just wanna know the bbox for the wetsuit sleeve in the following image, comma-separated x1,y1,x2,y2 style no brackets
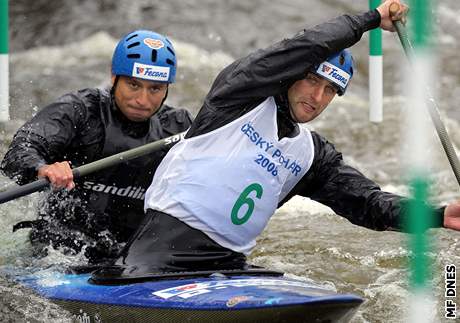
157,105,194,136
206,10,381,108
1,93,86,184
282,132,445,231
186,10,380,138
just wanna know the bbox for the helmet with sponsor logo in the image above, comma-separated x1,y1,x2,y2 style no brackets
112,30,177,83
314,49,353,96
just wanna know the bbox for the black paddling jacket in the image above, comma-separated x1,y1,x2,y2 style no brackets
1,88,193,243
185,10,445,230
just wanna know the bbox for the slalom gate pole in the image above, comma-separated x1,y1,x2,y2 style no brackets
392,1,436,322
369,0,383,123
0,0,9,122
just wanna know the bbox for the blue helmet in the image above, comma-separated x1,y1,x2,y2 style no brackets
314,49,354,96
112,30,177,83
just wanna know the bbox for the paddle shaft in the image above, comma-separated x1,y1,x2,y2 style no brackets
390,3,460,187
0,132,186,204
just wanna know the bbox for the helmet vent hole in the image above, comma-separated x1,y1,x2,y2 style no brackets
126,34,138,41
127,41,140,49
350,66,353,75
167,46,175,57
339,54,345,65
166,59,175,66
151,49,158,62
127,54,141,59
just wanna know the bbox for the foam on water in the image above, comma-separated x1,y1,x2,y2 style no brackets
10,31,233,120
0,275,71,323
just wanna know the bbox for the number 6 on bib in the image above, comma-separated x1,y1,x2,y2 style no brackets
231,183,264,225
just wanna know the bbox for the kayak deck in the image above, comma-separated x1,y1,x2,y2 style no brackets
19,272,363,323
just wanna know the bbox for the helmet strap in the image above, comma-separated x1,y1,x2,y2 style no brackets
158,86,169,110
110,75,120,95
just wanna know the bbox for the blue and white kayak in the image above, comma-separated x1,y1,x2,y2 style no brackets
18,269,363,322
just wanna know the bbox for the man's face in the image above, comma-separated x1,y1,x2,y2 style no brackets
112,75,168,122
287,73,338,123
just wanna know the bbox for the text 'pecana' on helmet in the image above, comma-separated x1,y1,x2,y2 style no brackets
112,30,177,83
314,49,354,96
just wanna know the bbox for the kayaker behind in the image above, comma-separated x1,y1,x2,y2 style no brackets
1,30,193,264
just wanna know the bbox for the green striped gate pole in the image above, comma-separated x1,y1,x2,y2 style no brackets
405,0,435,322
369,0,383,123
0,0,8,122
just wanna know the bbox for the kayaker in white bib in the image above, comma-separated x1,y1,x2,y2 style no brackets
91,0,460,283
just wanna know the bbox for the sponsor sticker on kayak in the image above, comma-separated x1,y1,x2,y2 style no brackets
226,295,251,307
152,278,319,299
